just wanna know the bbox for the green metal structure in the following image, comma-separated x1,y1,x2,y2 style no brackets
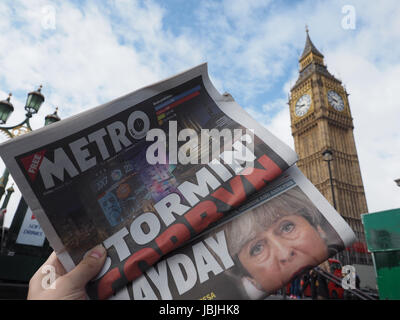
362,208,400,300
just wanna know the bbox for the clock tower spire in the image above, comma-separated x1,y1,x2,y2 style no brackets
289,29,370,265
300,25,324,70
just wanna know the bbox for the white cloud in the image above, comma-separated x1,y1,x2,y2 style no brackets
327,51,400,211
245,97,294,150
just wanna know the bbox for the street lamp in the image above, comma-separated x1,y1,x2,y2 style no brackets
0,86,61,204
0,94,14,125
322,149,337,210
0,87,60,257
25,85,45,115
44,107,60,126
0,85,45,138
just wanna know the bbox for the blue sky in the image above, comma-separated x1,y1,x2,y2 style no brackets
1,0,400,227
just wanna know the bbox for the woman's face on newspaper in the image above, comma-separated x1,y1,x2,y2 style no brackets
238,215,328,293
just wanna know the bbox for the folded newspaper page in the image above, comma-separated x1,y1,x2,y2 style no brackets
0,63,354,300
102,166,355,300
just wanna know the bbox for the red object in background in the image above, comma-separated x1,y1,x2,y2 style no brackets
0,208,6,218
326,259,344,299
287,259,344,299
345,241,368,253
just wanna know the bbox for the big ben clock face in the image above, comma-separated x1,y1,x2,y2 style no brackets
327,90,345,112
295,94,311,117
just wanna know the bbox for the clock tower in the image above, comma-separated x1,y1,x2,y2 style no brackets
289,28,370,265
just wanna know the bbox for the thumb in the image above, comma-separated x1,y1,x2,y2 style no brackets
66,245,107,289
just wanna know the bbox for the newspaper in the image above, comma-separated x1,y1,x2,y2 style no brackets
0,63,355,300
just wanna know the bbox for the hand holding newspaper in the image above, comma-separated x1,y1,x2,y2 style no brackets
0,64,355,300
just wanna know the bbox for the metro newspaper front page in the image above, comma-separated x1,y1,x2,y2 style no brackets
0,63,355,300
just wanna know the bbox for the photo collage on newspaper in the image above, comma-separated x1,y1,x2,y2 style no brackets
104,165,352,300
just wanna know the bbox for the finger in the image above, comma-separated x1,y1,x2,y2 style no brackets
64,245,106,289
46,251,68,277
30,251,66,285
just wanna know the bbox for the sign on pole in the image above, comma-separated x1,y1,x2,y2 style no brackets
15,207,46,247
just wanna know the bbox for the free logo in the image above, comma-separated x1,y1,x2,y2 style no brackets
20,150,47,182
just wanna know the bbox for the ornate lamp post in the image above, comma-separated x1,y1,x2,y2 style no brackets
322,149,349,263
0,85,45,139
322,149,337,210
0,86,60,204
